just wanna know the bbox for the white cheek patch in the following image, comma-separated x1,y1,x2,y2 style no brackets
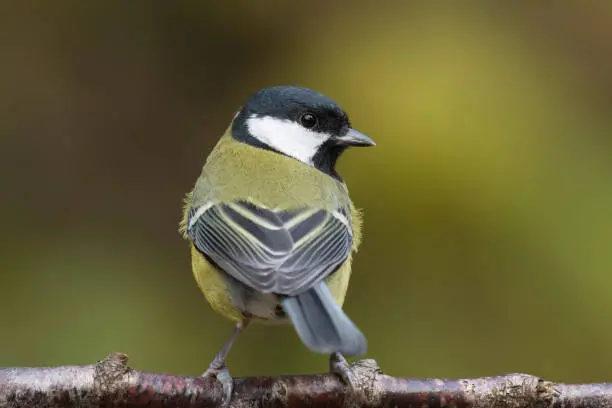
246,115,330,166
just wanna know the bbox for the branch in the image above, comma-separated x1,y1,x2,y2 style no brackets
0,353,610,408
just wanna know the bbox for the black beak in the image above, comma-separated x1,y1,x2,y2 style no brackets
335,128,376,147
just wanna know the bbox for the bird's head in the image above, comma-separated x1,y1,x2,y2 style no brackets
231,86,375,179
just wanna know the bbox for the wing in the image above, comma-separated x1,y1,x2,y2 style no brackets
186,201,353,295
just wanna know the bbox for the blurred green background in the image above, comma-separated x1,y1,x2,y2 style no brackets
1,1,612,384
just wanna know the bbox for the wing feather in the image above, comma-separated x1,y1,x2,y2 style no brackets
187,200,352,295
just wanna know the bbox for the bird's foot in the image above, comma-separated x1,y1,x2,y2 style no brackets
329,353,383,405
202,357,233,404
329,352,359,389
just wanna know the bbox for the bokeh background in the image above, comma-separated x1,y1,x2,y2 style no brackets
1,1,612,383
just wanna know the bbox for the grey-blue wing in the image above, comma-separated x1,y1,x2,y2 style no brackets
186,201,353,295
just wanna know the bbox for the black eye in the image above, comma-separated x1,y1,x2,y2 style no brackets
299,112,318,129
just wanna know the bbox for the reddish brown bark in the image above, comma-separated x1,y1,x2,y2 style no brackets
0,353,610,408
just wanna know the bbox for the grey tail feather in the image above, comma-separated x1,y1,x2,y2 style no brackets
281,281,367,356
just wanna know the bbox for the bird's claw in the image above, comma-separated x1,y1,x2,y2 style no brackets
203,359,234,404
329,352,359,389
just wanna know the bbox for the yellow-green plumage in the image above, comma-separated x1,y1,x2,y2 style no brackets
179,127,363,324
179,86,374,403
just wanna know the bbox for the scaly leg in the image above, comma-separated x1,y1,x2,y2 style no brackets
203,319,249,404
329,352,359,389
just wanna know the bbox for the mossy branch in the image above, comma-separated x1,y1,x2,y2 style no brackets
0,352,609,408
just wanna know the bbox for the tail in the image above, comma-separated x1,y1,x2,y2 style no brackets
281,281,367,356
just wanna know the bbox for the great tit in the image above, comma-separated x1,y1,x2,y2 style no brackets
179,86,375,401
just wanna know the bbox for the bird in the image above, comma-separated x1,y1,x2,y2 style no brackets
179,86,375,402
